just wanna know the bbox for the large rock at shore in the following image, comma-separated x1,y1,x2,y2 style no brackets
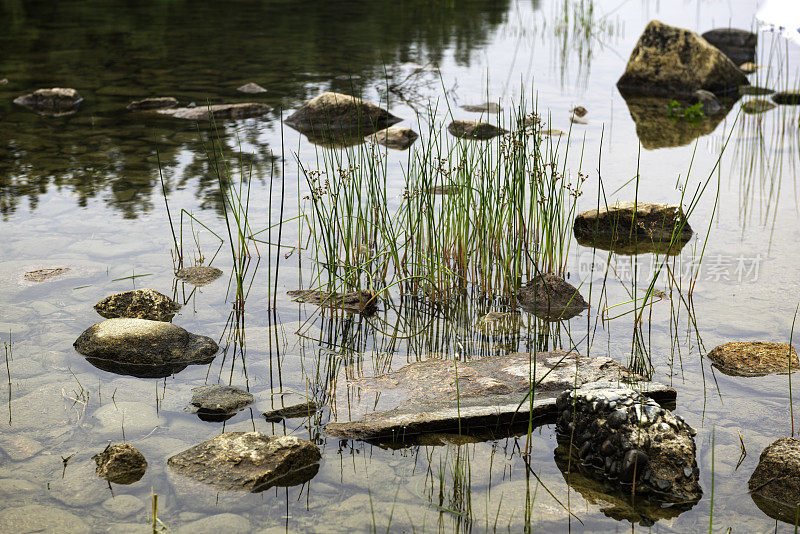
516,273,588,321
13,87,84,116
447,120,507,140
701,28,757,66
617,21,749,96
325,350,675,442
555,384,701,507
707,341,798,376
167,432,321,491
94,289,180,322
749,437,800,523
573,201,693,254
158,103,270,120
285,92,401,135
93,443,147,484
73,318,218,378
188,385,253,422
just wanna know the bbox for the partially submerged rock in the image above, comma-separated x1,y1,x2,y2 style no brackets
707,341,798,377
127,97,179,111
285,91,401,136
189,385,253,422
474,311,524,337
617,21,749,96
158,103,270,120
701,28,757,66
447,120,507,140
742,99,776,114
460,102,501,113
263,399,318,422
365,126,419,150
573,202,693,254
571,105,588,117
23,267,70,282
94,289,180,322
749,437,800,524
74,318,218,378
325,350,675,441
175,265,223,286
772,91,800,105
167,432,321,492
555,384,701,507
13,87,84,116
93,443,147,484
288,289,377,315
516,273,588,321
237,82,267,94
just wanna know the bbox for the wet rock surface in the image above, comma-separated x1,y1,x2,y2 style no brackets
365,126,419,150
516,273,588,321
749,437,800,524
158,102,270,120
263,399,318,422
167,432,321,492
74,318,218,378
460,102,501,113
94,289,180,322
189,385,253,422
127,96,178,111
285,91,401,135
707,341,798,376
742,99,776,114
288,289,377,315
237,82,267,94
23,267,70,282
617,21,748,96
447,120,507,140
325,350,675,441
175,265,223,286
93,443,147,484
13,87,84,115
555,384,701,507
701,28,757,66
772,91,800,105
573,201,693,254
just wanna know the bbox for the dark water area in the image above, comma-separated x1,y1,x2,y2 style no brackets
2,0,800,532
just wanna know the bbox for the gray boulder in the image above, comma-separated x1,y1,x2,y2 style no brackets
285,91,401,135
365,126,419,150
158,103,270,120
617,21,749,96
189,385,253,422
175,265,223,286
167,432,321,491
127,97,179,111
94,289,180,322
93,443,147,484
447,120,507,140
516,273,588,321
707,341,798,377
555,384,701,506
701,28,757,66
74,318,218,378
749,437,800,523
13,87,83,116
573,201,693,254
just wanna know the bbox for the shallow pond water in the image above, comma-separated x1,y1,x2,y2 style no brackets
2,0,800,532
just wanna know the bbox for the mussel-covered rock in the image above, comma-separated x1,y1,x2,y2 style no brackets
555,384,701,505
13,87,83,116
516,273,588,321
617,21,748,96
92,443,147,484
74,318,217,378
707,341,798,377
285,91,401,136
167,432,321,492
94,289,180,322
573,201,693,254
749,437,800,524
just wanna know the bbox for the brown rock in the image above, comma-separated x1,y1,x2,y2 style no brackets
365,126,418,150
516,273,588,321
23,267,70,282
707,341,798,376
93,443,147,484
167,432,321,492
94,289,180,322
13,87,83,116
285,91,401,135
447,120,507,140
263,399,318,422
617,21,749,96
749,437,800,524
127,97,179,111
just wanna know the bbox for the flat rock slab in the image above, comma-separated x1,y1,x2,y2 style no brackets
158,103,270,121
288,289,377,315
189,385,253,422
749,437,800,523
460,102,501,113
325,350,675,441
707,341,798,377
23,267,70,282
263,399,318,422
167,432,321,492
74,318,218,378
175,265,223,286
127,97,178,111
94,289,180,322
447,120,507,140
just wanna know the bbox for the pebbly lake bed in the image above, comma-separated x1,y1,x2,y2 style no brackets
2,0,800,532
